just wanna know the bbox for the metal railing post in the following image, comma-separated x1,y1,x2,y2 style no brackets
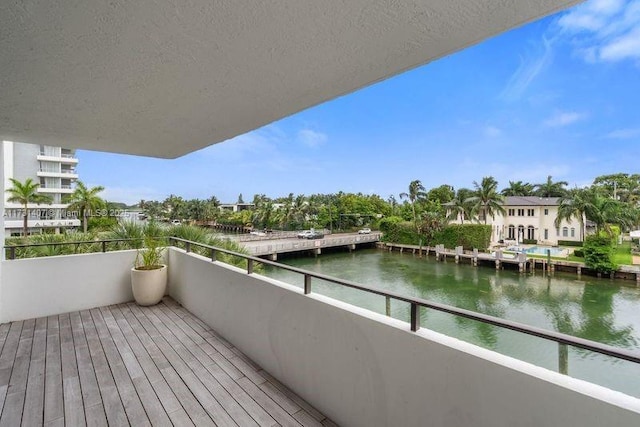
102,241,107,253
247,259,254,274
559,343,569,375
185,241,191,253
9,247,16,260
210,248,216,262
304,274,311,294
385,296,391,317
410,303,420,332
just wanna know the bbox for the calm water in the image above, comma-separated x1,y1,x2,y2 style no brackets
262,248,640,397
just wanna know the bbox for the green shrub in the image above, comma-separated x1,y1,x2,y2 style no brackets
583,235,616,274
573,249,584,258
88,216,118,232
522,239,537,245
431,224,492,250
380,221,422,245
557,240,583,247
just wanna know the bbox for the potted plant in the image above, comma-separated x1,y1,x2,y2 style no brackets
131,237,167,306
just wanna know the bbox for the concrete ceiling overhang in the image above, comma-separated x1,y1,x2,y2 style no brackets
0,0,581,158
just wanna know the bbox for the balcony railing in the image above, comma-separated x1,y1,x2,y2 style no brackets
5,236,640,376
165,236,640,373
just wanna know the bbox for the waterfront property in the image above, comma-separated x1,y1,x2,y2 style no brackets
448,196,585,246
3,1,639,426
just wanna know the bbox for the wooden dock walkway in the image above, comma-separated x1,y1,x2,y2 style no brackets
0,298,335,426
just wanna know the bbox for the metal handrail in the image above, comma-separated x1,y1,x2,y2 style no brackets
4,236,640,371
167,236,640,371
3,237,169,260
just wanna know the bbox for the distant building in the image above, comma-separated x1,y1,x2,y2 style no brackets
3,141,81,237
218,203,255,213
448,196,584,246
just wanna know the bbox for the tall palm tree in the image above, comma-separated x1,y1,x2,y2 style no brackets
67,181,105,233
534,175,569,197
555,188,590,241
399,180,427,230
501,180,534,196
5,178,52,238
466,177,505,224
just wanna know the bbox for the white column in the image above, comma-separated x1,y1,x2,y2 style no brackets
1,141,5,256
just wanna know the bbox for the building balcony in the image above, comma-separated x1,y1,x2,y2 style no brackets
37,169,79,179
0,243,638,426
37,185,74,194
36,153,79,164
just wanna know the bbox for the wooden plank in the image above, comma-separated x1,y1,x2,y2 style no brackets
0,321,23,417
167,408,196,427
237,377,302,427
22,317,47,427
153,304,279,426
261,371,325,421
115,305,182,413
138,306,240,427
0,319,35,427
161,367,215,427
44,315,63,424
79,310,128,427
84,403,108,427
89,308,151,427
204,362,276,427
258,380,301,416
293,409,324,427
70,312,104,412
58,313,85,427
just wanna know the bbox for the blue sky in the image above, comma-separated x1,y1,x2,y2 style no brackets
78,0,640,205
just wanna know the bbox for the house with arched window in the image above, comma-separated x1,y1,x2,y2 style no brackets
448,196,585,246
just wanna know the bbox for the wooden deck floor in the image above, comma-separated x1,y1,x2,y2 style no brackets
0,298,336,426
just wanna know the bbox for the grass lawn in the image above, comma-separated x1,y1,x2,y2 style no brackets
612,241,633,266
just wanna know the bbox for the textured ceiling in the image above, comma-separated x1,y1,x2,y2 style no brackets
0,0,580,158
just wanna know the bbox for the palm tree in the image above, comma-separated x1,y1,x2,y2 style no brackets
67,181,105,233
534,175,569,197
501,180,534,196
447,188,477,224
5,178,52,238
399,180,427,230
466,177,505,224
555,188,590,241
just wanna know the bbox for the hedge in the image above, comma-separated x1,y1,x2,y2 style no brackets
522,239,537,245
583,235,616,274
557,240,583,247
432,224,491,250
381,222,492,250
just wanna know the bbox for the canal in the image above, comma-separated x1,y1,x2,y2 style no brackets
262,248,640,397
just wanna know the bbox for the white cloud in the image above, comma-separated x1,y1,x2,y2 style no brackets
484,126,503,138
600,26,640,60
501,36,554,100
556,0,640,63
297,129,328,147
606,128,640,138
543,111,588,127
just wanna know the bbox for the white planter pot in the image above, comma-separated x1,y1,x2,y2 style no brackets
131,264,167,306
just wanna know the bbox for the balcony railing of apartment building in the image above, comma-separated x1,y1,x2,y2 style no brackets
2,237,640,426
5,237,640,372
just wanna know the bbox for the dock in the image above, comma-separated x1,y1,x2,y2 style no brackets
241,232,381,259
380,242,640,284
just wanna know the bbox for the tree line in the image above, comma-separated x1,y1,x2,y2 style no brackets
8,173,640,236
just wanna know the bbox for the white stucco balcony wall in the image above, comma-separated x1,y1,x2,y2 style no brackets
167,247,640,427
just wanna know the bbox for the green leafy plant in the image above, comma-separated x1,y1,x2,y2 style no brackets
583,235,617,275
134,237,165,270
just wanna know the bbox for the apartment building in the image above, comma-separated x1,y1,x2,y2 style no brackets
3,141,81,237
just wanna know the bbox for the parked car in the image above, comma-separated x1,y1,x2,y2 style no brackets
297,230,314,239
304,231,324,239
171,219,181,225
250,231,266,237
358,228,371,234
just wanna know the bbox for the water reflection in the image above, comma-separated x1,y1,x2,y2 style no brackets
262,249,640,396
